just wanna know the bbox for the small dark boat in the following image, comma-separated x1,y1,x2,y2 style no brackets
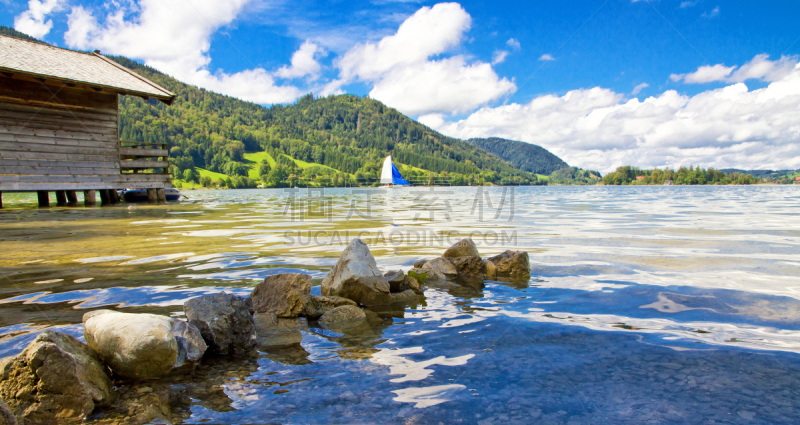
121,188,181,202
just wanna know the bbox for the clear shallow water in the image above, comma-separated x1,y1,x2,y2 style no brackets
1,186,799,424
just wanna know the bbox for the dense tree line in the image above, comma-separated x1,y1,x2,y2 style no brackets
550,167,602,185
602,166,759,185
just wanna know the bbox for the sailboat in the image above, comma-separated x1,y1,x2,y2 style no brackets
380,155,411,186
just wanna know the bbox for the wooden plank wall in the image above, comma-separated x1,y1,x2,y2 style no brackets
0,76,169,191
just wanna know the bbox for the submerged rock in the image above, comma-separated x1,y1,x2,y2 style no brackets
319,305,367,327
390,289,419,304
83,310,206,380
485,250,531,278
321,239,391,305
0,398,14,425
302,295,357,319
105,382,190,425
443,238,481,259
184,292,257,356
250,273,311,318
254,313,309,347
0,331,113,423
384,270,406,293
449,255,486,277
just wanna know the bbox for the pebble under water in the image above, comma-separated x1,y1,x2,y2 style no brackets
0,186,799,424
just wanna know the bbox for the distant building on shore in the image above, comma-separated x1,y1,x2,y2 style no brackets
664,180,674,185
636,176,645,182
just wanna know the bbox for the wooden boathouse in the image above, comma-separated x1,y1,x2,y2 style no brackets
0,34,176,208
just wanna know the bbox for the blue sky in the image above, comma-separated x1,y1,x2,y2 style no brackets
4,0,800,172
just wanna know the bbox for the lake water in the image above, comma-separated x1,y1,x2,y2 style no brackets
1,186,799,424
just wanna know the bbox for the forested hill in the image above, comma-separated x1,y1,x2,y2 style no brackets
467,137,568,175
108,57,537,186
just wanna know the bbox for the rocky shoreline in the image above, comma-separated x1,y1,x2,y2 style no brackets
0,238,530,424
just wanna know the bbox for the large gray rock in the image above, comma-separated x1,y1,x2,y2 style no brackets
485,250,531,277
321,239,391,305
319,305,367,327
0,331,113,423
302,295,357,319
384,270,406,293
0,398,14,425
450,256,486,276
443,238,481,259
254,313,309,347
250,273,311,318
83,310,206,380
184,292,257,356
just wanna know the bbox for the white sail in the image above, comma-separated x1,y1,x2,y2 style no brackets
380,156,393,184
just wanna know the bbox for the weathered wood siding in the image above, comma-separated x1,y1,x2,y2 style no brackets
0,76,170,191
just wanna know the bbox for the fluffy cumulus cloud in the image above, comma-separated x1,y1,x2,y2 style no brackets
14,0,64,38
671,54,797,84
420,55,800,173
275,41,324,80
63,0,305,104
539,53,555,61
336,2,515,115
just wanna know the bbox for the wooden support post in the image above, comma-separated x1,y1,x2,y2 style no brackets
109,190,120,204
99,189,109,205
156,188,166,203
84,190,96,206
0,191,2,209
37,191,50,207
56,190,67,206
66,190,78,205
147,188,157,203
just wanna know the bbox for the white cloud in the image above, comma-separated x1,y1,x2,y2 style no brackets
492,50,509,65
728,54,797,83
632,82,649,95
671,64,734,83
14,0,64,39
679,1,697,8
490,37,521,65
275,41,324,80
702,6,720,18
671,54,797,84
369,56,516,116
64,0,303,104
539,53,555,61
338,3,470,81
336,2,515,116
421,55,800,173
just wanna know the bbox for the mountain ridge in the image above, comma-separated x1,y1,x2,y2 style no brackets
466,137,569,176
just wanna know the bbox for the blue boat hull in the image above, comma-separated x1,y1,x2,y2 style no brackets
122,189,181,202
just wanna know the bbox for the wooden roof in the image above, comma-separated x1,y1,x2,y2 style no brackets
0,34,175,104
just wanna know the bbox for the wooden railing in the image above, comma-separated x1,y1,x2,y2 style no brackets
119,142,169,174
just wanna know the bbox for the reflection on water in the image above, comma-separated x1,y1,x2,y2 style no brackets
1,186,800,423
